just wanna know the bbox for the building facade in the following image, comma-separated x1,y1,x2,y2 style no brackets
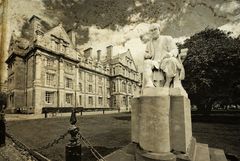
5,15,140,114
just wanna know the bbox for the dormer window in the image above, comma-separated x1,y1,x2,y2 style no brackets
51,40,55,50
63,45,67,53
56,42,60,51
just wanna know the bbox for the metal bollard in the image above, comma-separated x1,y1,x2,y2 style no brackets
0,113,6,147
65,109,81,161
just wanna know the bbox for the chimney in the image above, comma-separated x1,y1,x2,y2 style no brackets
106,45,113,60
67,29,76,46
97,50,101,62
83,47,93,58
29,15,43,40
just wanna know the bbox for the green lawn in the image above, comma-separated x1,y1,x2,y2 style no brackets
6,113,240,161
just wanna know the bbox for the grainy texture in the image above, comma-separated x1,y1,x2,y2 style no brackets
6,113,240,161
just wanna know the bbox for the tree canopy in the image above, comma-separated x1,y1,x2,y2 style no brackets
179,28,240,112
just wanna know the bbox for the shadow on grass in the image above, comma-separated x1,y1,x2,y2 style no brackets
192,115,240,124
113,113,240,124
113,115,131,121
81,146,120,161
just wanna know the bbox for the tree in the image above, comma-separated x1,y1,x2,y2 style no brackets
179,28,240,113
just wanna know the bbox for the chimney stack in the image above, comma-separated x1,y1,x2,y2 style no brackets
97,50,101,62
106,45,113,60
29,15,43,40
83,47,93,58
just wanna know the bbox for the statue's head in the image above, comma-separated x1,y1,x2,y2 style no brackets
149,23,160,40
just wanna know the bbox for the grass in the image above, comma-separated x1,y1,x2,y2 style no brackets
6,113,240,161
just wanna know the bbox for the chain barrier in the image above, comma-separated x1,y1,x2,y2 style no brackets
33,131,68,151
77,132,106,161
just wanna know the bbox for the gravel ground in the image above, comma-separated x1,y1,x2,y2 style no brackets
0,137,36,161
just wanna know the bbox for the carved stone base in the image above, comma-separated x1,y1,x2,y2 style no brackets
103,142,228,161
135,146,176,161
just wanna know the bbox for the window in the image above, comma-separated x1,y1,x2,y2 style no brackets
122,96,127,106
107,87,110,95
113,96,116,106
51,40,56,50
8,64,13,73
128,84,132,93
56,42,60,51
9,93,14,105
88,74,93,82
9,76,14,85
46,58,54,67
79,83,82,92
88,84,93,93
98,97,103,105
46,73,55,86
79,70,83,80
98,76,103,84
66,63,74,72
88,96,93,105
134,84,136,92
107,98,110,106
45,92,54,104
112,82,116,92
99,86,103,94
106,79,110,87
112,68,115,75
66,78,73,88
66,93,73,104
63,45,67,53
79,95,82,105
122,81,126,92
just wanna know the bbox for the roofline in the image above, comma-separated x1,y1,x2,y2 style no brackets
29,15,41,22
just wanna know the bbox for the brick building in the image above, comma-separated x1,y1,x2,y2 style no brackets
5,15,140,114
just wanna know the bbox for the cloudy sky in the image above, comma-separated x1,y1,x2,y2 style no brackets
5,0,240,72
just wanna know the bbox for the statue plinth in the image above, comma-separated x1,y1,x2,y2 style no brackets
104,87,228,161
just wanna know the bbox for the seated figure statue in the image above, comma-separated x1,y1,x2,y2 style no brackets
161,48,188,89
140,23,188,89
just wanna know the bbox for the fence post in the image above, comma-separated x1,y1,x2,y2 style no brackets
0,112,6,147
66,109,81,161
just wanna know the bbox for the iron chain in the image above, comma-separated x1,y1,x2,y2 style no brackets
77,132,106,161
33,131,68,151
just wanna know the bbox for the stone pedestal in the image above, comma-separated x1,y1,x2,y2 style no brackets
170,95,192,153
131,97,140,143
138,96,171,153
104,87,228,161
132,87,175,161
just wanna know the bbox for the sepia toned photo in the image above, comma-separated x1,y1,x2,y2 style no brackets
0,0,239,161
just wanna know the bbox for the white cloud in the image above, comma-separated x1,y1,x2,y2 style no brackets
79,23,152,70
217,1,240,14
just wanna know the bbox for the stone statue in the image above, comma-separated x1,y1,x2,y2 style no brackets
160,48,188,90
141,23,187,89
